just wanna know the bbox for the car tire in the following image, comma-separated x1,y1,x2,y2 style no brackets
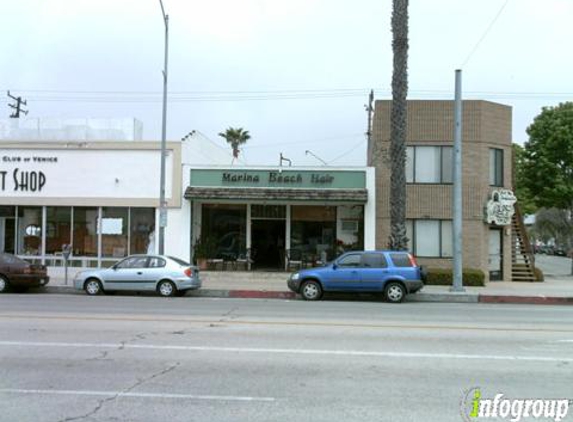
300,280,322,301
84,279,103,296
385,281,406,303
158,280,176,297
0,275,10,293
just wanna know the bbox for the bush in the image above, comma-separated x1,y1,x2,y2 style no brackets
533,267,544,282
424,268,486,286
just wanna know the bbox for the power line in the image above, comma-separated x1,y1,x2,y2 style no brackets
460,0,511,68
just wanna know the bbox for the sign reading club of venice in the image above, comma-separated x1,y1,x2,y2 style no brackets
484,189,517,226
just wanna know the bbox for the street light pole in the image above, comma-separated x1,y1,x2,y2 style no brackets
158,0,169,255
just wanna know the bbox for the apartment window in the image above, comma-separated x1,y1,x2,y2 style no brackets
407,146,453,184
489,148,504,186
406,219,452,258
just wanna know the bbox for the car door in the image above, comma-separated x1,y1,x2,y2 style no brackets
359,253,389,291
104,256,150,291
321,253,362,291
145,256,169,291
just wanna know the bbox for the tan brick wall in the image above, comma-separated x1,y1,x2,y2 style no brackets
369,100,513,282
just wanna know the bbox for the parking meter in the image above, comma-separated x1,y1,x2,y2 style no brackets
62,244,72,285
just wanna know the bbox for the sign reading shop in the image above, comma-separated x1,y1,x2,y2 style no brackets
1,155,57,192
222,171,334,185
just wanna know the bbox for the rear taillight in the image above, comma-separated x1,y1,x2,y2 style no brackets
408,254,418,267
184,268,192,277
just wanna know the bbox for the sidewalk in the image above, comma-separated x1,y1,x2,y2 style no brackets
43,269,573,305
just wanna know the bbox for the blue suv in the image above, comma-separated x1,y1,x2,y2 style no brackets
287,250,425,303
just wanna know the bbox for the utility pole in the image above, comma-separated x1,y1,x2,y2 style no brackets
7,91,28,118
158,0,169,255
451,69,465,292
365,89,374,165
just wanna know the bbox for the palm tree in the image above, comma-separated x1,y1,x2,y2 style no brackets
218,127,251,160
389,0,409,250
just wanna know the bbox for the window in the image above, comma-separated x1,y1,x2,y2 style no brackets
73,207,98,257
362,253,387,268
116,256,148,269
101,208,128,258
130,208,155,255
291,206,337,261
407,146,453,184
406,219,452,258
46,207,71,255
337,253,362,267
489,148,504,186
389,253,413,267
148,257,166,268
17,206,42,255
200,204,247,259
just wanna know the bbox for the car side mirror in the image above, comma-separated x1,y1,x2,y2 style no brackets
332,263,338,270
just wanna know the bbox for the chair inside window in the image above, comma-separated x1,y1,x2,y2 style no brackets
236,248,255,271
286,248,303,271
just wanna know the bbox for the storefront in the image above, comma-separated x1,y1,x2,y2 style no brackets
185,168,376,270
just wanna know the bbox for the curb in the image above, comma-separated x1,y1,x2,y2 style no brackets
38,286,573,305
478,295,573,305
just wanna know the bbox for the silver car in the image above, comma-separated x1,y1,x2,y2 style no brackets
74,255,201,297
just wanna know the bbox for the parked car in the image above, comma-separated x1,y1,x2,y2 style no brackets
73,255,201,297
287,250,425,303
0,252,50,293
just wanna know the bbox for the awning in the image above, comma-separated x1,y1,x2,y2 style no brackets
184,187,368,202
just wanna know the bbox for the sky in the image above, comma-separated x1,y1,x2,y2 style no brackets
1,0,572,167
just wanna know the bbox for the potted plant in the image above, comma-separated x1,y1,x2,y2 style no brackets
193,236,216,270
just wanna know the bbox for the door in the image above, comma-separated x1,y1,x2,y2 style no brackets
251,219,286,270
488,229,503,281
322,252,362,291
104,256,150,290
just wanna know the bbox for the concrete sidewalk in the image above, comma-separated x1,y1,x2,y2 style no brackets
41,268,573,305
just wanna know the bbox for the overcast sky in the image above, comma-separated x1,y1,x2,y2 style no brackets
1,0,572,166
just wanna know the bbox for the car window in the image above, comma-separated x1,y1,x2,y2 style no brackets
389,253,414,267
361,253,388,268
116,256,148,269
337,253,362,268
167,256,190,266
148,257,166,268
0,253,26,265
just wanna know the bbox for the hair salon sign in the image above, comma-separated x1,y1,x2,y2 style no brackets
484,189,517,226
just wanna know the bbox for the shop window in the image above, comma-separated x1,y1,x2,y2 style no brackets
406,219,452,258
17,206,42,256
130,208,155,254
489,148,504,186
73,207,98,257
0,206,16,254
291,206,337,262
200,204,247,260
101,207,128,258
46,207,71,255
251,205,286,219
406,146,453,184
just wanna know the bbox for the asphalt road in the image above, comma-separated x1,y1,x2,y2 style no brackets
1,294,572,422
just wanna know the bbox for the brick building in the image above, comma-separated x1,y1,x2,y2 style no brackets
368,100,519,282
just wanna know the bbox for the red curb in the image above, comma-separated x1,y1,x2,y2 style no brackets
479,295,573,305
228,290,297,300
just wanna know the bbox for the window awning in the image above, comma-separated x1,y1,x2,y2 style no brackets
184,187,368,202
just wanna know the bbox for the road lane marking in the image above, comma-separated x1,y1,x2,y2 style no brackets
1,313,573,333
0,341,571,363
0,389,275,402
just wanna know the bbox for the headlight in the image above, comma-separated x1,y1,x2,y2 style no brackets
291,273,300,281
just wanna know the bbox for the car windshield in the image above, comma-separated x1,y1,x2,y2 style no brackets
0,253,28,265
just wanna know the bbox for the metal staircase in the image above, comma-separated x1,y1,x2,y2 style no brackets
511,205,537,282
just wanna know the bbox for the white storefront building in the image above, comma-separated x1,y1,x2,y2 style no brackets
0,119,376,272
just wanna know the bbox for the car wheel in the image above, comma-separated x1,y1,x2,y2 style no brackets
0,275,10,293
158,280,176,297
385,281,406,303
85,279,103,296
300,280,322,301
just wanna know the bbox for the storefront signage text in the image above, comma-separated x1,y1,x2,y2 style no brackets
1,154,57,193
222,172,335,185
484,189,517,226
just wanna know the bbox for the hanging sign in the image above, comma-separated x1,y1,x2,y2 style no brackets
484,189,517,226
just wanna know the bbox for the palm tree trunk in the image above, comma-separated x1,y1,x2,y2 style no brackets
389,0,409,250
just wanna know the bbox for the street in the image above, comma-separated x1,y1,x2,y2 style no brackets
1,294,572,422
